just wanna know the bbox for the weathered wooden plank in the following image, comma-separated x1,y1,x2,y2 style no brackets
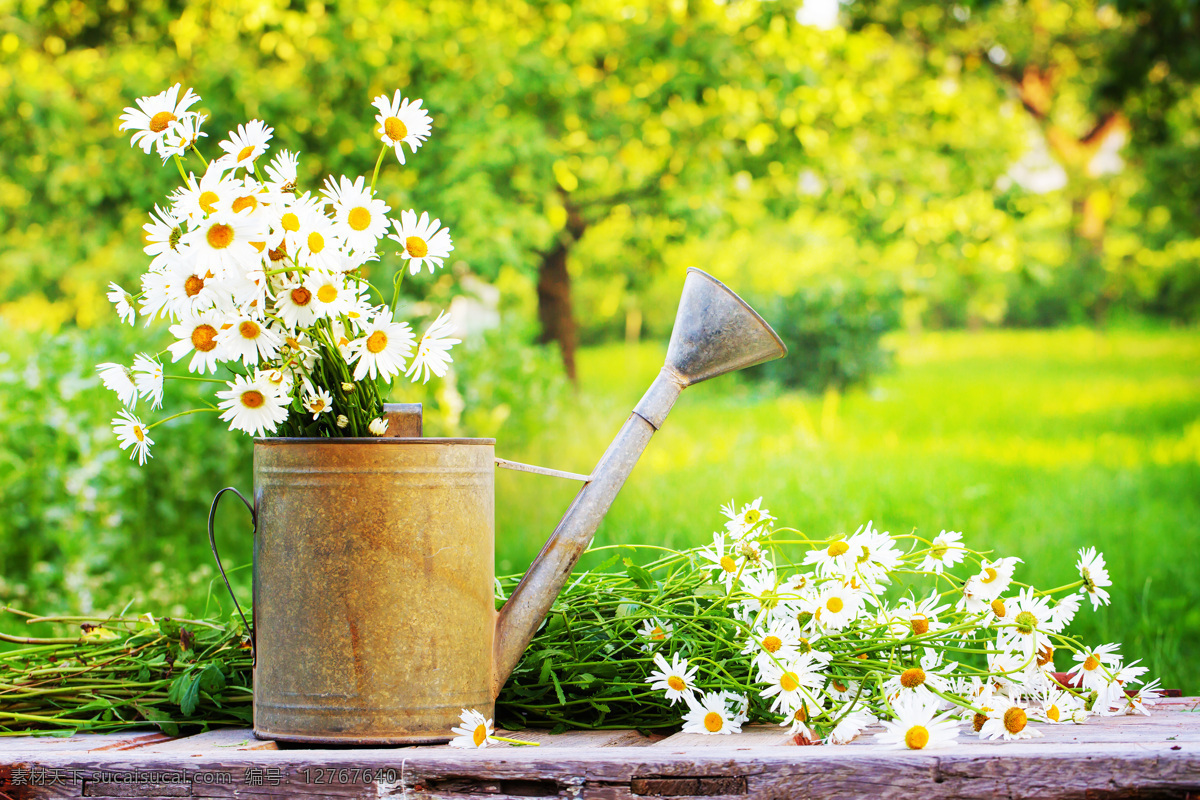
653,724,794,749
0,731,171,754
132,729,279,754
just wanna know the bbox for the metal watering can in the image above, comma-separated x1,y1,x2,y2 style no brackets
208,268,785,744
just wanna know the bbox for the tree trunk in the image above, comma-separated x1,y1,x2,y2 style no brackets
537,239,578,382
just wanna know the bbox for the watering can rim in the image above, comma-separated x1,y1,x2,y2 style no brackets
254,437,497,446
684,267,788,358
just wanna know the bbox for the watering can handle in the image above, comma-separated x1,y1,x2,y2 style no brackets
207,487,255,654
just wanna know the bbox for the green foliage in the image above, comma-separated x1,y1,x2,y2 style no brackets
744,280,902,392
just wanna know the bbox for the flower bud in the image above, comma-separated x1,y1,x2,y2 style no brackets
336,414,349,428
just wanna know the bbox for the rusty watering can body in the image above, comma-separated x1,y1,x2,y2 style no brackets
211,268,786,744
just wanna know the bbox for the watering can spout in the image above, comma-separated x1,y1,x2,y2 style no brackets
492,268,786,693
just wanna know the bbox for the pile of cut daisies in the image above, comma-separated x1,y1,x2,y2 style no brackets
460,500,1161,749
98,83,457,459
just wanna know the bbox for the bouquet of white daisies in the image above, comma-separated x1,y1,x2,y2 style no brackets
98,84,458,463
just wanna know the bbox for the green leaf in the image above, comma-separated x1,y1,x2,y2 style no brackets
549,670,566,705
623,558,655,590
135,705,180,737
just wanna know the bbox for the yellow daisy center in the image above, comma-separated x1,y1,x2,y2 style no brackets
348,206,372,231
719,555,736,573
384,116,408,141
911,615,930,636
405,235,428,258
1046,704,1060,722
981,567,999,584
1037,644,1055,667
1083,654,1100,671
366,330,389,354
905,725,930,749
651,626,665,640
473,724,487,747
206,223,234,249
761,635,782,653
1015,611,1037,635
827,541,849,557
1003,707,1027,734
309,398,326,412
972,711,989,732
667,676,686,692
133,425,145,442
900,667,926,689
826,596,844,614
779,672,800,692
241,390,265,409
317,284,338,303
232,195,258,214
199,191,219,215
793,706,807,722
745,509,761,525
703,711,723,733
307,231,325,254
237,145,255,162
831,680,847,693
991,598,1007,618
931,542,949,559
191,324,218,352
281,212,300,232
269,243,287,262
149,111,177,133
290,286,312,307
239,321,260,340
184,274,205,297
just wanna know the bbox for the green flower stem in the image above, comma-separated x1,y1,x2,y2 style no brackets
369,143,388,193
146,407,218,430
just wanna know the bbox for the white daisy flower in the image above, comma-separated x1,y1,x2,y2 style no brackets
875,693,959,750
883,659,954,704
167,311,225,374
448,708,495,749
1122,678,1163,716
1067,643,1121,692
997,587,1056,658
217,119,274,170
118,84,201,155
681,691,744,736
303,387,334,419
758,653,824,714
184,210,264,278
827,709,877,745
96,362,139,408
1076,547,1112,610
274,280,320,329
637,617,673,650
345,307,416,382
722,497,776,539
389,209,453,274
111,409,154,465
1096,660,1149,715
143,204,186,266
406,310,460,383
1038,688,1087,724
368,417,390,436
896,591,951,637
918,529,966,574
264,149,300,194
173,161,239,222
162,259,222,318
697,532,744,589
742,622,804,674
803,537,857,578
813,581,862,631
131,353,165,410
979,696,1043,741
216,374,288,437
294,206,344,273
159,112,208,161
846,521,902,582
217,313,283,366
372,91,433,164
322,175,392,252
959,556,1022,612
645,652,699,705
107,282,137,326
1047,592,1081,630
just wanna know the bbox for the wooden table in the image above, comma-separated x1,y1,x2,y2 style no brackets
2,697,1197,799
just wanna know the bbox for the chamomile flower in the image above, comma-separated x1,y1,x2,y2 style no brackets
979,697,1042,741
875,694,959,750
1048,592,1081,631
274,280,321,329
883,660,953,703
323,175,392,252
1076,547,1112,610
369,417,390,436
131,353,165,410
184,210,264,278
681,691,744,735
294,207,344,273
697,532,744,589
959,556,1022,612
107,282,137,326
167,311,225,374
346,308,416,382
218,119,274,170
758,654,824,714
813,582,862,631
264,150,300,194
741,623,803,674
722,497,775,539
448,708,495,749
827,709,877,745
216,374,288,437
803,537,857,578
217,313,283,366
305,271,350,319
645,652,699,705
163,259,222,318
1096,660,1149,715
406,310,460,383
390,209,453,274
997,588,1056,658
1123,678,1163,716
846,521,902,581
638,617,673,649
372,91,433,164
111,410,154,465
1038,688,1087,724
143,205,186,267
173,161,239,222
159,111,208,161
97,362,139,408
118,84,202,156
918,530,966,574
303,387,334,420
1067,643,1121,692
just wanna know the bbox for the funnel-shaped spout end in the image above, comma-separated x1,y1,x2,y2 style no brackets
664,268,787,386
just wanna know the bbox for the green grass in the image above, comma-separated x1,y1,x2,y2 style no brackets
496,328,1200,692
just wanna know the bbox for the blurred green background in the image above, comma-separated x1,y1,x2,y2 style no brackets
1,0,1198,690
